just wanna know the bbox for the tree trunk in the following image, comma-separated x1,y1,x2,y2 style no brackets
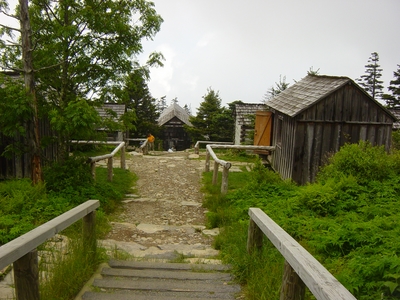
19,0,42,184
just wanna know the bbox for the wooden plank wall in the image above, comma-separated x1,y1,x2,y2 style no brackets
271,112,295,181
271,84,394,185
0,118,58,180
290,84,393,184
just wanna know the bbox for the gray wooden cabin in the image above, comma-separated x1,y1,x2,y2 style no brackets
265,74,396,185
158,103,192,150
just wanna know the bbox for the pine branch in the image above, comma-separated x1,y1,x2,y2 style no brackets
0,23,22,33
0,9,20,21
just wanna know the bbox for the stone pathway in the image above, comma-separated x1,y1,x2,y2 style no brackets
98,150,220,262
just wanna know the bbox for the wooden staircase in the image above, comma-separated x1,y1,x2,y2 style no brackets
81,260,241,299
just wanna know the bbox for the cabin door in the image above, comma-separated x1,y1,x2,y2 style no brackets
254,111,272,146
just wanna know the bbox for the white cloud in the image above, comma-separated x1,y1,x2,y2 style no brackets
196,32,217,48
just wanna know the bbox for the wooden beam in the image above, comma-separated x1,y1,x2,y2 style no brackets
14,249,39,300
248,208,356,300
0,200,100,270
212,161,219,185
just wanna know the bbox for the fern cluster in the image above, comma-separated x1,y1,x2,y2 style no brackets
214,141,400,299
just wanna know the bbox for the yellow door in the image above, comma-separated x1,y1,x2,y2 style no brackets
254,111,272,146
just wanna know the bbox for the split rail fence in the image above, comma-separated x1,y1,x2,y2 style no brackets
204,144,275,195
0,200,100,300
71,140,126,181
247,208,356,300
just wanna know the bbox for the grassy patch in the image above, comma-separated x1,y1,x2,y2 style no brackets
40,235,107,300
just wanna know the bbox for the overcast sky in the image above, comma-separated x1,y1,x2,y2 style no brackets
138,0,400,113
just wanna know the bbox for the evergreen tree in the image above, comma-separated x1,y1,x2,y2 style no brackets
118,69,160,137
383,64,400,108
263,75,290,103
186,88,223,142
157,96,168,114
357,52,384,100
183,104,192,115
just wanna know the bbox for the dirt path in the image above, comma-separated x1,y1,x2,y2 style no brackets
102,150,218,261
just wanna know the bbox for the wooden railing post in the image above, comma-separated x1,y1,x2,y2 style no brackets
205,151,210,172
221,166,229,195
212,161,219,185
120,145,126,169
83,211,97,255
91,162,96,180
247,218,263,254
14,249,39,300
107,157,113,182
280,261,306,300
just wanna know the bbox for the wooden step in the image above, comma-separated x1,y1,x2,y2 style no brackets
81,260,240,299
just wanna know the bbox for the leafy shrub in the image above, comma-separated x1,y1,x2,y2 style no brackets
0,180,68,244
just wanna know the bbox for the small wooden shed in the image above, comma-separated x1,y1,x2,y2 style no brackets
263,74,396,185
158,103,192,150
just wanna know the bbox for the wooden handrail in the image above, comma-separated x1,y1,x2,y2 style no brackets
0,200,100,300
247,208,356,300
204,144,275,195
194,140,233,154
71,140,126,181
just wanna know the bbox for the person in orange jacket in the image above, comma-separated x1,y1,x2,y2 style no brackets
147,133,155,151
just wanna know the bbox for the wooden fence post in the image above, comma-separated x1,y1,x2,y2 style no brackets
14,249,39,300
221,166,229,195
280,260,306,300
83,211,97,255
91,162,96,180
205,151,210,172
247,218,263,254
120,145,126,170
107,157,113,182
212,161,219,185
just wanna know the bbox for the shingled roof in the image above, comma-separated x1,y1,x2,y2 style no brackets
266,75,352,117
158,103,192,126
96,104,126,120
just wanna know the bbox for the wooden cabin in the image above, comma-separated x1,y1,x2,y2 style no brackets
233,103,266,145
258,74,396,185
0,72,58,179
95,104,126,141
158,103,192,151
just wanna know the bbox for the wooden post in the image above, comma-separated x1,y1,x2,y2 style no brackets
83,211,97,255
14,249,39,300
212,161,219,185
221,166,229,195
91,162,96,180
120,145,126,169
280,260,306,300
194,145,199,154
247,218,263,254
205,151,210,172
107,157,113,182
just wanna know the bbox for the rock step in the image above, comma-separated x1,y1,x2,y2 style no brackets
81,260,240,300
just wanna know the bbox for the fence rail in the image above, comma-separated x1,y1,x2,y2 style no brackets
194,140,234,154
247,208,356,300
71,140,126,181
0,200,100,300
204,144,275,194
